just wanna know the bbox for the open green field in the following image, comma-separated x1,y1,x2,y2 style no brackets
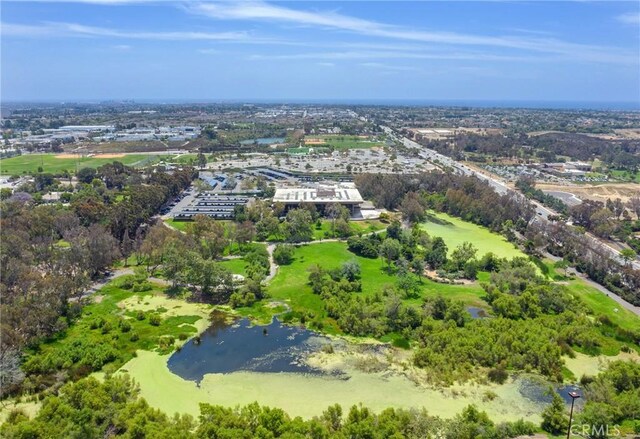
163,218,235,235
158,153,201,165
305,135,386,150
312,219,386,240
0,153,155,175
268,241,486,332
610,169,640,182
218,258,247,276
564,279,640,332
164,218,191,232
421,211,526,259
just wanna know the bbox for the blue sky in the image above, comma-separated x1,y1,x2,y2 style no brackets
1,1,639,104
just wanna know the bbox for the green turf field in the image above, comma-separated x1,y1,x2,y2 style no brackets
420,211,526,259
304,135,386,150
159,153,200,165
0,153,154,175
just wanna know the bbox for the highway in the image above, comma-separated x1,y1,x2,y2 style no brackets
380,125,640,271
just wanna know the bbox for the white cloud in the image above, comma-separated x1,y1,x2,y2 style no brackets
359,62,420,72
198,48,220,54
248,50,550,63
190,1,637,64
1,21,251,41
616,12,640,25
2,0,156,3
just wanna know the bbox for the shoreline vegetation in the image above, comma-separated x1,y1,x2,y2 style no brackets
2,169,638,437
4,216,638,430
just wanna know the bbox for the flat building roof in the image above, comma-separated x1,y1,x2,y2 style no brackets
273,185,364,204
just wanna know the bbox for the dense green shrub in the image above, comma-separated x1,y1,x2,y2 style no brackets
273,244,295,265
148,314,162,326
22,339,118,375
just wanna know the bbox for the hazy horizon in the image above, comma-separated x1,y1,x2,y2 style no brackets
2,98,639,112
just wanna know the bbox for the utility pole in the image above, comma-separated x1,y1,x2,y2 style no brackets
566,390,580,439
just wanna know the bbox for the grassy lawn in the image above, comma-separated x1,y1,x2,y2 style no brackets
218,258,247,276
267,241,486,332
304,135,386,150
420,211,526,260
609,169,640,182
312,219,386,240
0,153,154,175
164,218,190,232
158,153,200,165
564,279,640,333
351,219,387,234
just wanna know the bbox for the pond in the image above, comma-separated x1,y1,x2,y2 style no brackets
467,306,490,319
240,137,286,145
167,311,331,383
518,377,584,408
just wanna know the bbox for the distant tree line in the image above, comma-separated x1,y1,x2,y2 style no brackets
416,132,640,171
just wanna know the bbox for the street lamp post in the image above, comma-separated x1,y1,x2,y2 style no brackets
566,391,581,439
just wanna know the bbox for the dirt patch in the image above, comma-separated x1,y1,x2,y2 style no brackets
424,270,473,285
55,153,81,159
304,139,327,145
613,128,640,139
536,182,640,203
94,153,126,159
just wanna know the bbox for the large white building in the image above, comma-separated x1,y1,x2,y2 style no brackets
273,183,364,213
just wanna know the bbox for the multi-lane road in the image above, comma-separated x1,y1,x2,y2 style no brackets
381,125,640,272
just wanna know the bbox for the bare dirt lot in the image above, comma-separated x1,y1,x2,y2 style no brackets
536,182,640,203
304,139,326,145
71,140,175,153
93,153,126,159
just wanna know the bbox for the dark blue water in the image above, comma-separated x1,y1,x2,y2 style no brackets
167,311,329,383
240,137,286,145
466,306,490,319
519,377,584,407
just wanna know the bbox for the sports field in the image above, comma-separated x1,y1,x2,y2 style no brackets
0,153,155,175
304,135,386,149
420,211,526,260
